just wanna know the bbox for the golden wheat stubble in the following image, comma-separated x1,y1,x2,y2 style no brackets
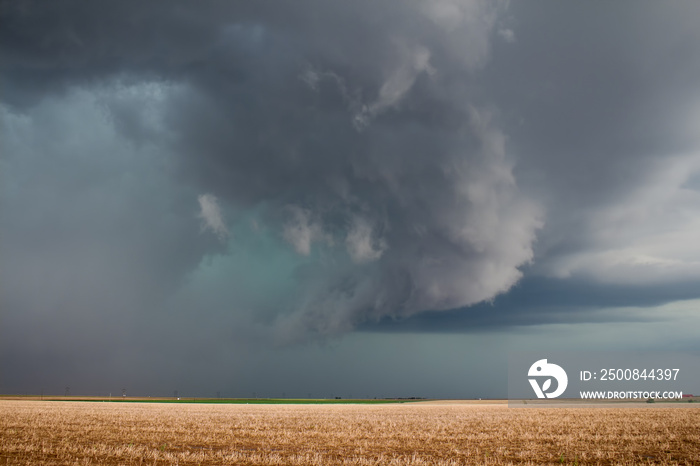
0,400,699,465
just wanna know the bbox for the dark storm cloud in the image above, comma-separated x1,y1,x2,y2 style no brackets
2,0,700,397
364,276,700,333
3,0,546,340
0,0,700,396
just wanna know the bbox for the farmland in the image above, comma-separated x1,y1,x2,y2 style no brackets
1,399,699,465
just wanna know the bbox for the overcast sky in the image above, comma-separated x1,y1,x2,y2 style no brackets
2,1,700,398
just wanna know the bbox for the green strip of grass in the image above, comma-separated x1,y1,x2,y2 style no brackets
45,397,419,404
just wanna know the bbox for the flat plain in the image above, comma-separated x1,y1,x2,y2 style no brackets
1,399,699,465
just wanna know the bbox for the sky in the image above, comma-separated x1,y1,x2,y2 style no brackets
2,1,700,399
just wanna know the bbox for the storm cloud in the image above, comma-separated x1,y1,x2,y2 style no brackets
2,0,543,340
2,1,700,396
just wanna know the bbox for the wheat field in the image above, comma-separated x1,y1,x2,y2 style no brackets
1,400,699,465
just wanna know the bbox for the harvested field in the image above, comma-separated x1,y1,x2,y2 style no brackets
1,400,699,465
